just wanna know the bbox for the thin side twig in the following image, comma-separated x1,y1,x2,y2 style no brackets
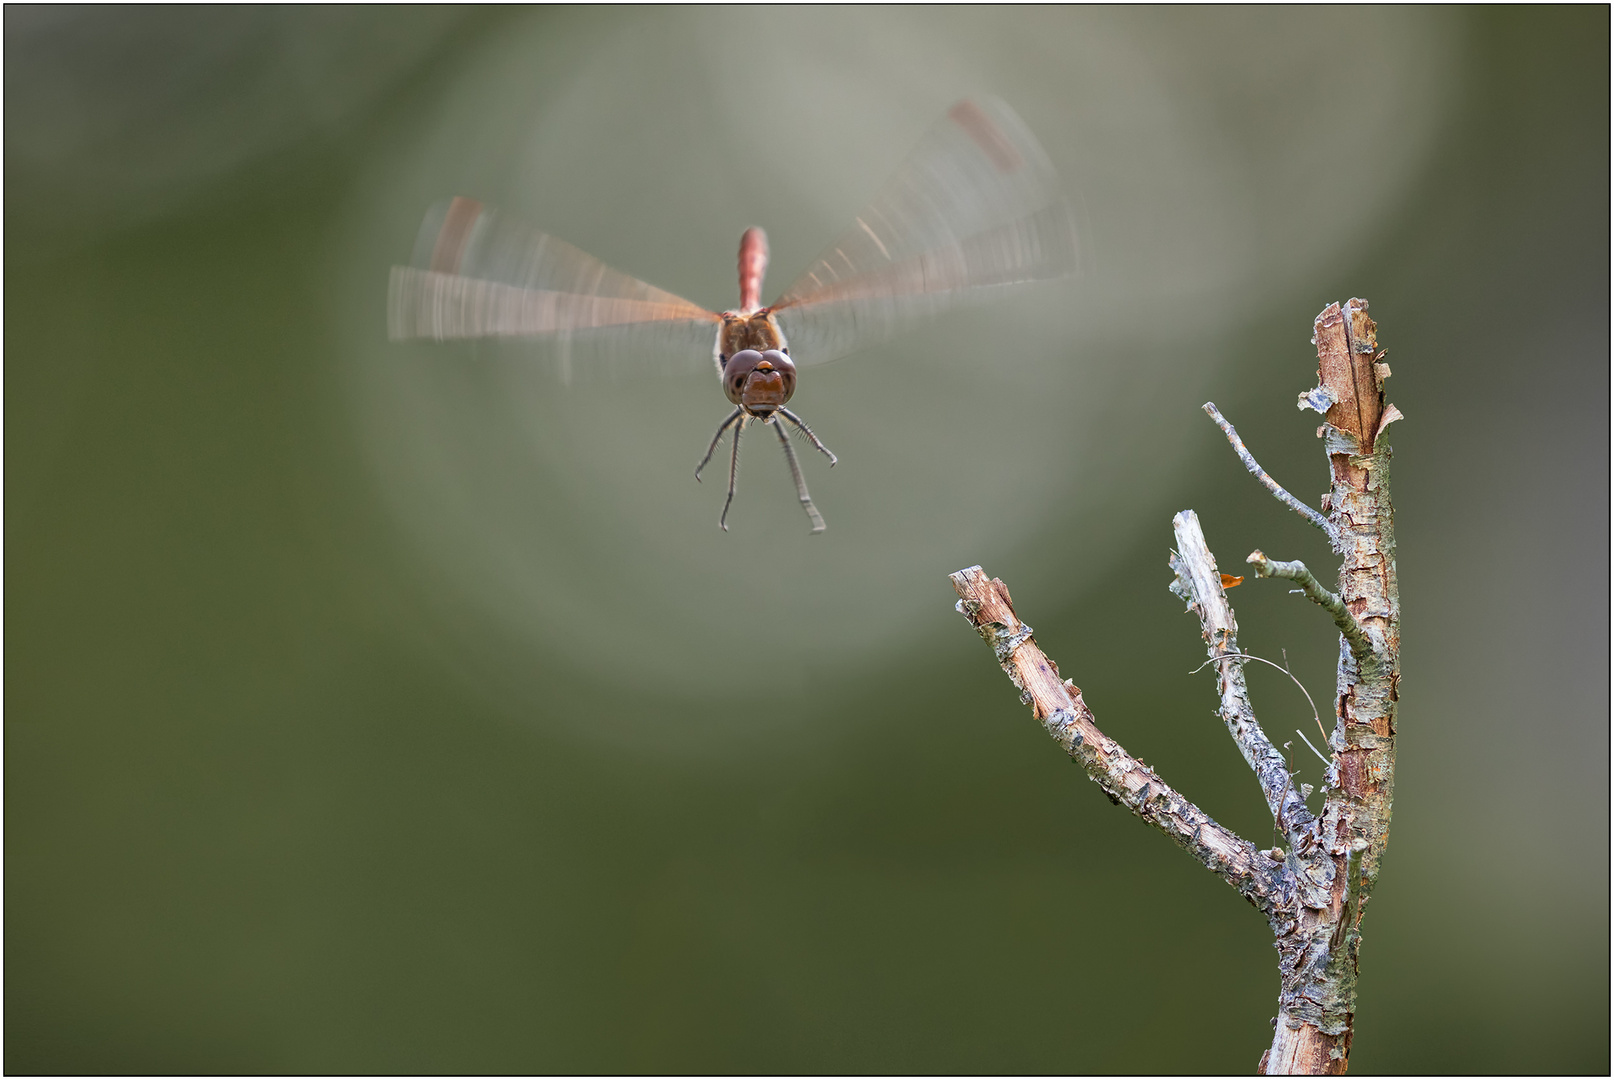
1203,402,1335,538
1294,728,1329,766
1169,511,1316,852
1246,550,1375,662
949,566,1293,916
1189,650,1330,750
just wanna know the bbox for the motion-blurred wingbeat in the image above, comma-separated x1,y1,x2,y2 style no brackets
389,97,1078,531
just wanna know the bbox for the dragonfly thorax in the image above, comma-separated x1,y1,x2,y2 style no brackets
719,310,786,358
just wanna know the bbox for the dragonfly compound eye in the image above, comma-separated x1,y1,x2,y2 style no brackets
724,349,763,404
738,349,795,414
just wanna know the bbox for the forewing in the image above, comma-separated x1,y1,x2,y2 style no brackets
770,98,1078,366
388,197,721,377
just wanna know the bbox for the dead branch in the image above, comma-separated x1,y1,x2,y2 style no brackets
1258,300,1400,1076
949,299,1401,1075
1202,403,1335,538
1168,511,1316,851
950,567,1293,915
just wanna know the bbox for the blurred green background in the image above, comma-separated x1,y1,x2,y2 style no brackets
6,7,1607,1073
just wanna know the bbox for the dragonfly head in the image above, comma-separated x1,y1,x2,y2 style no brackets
724,349,796,415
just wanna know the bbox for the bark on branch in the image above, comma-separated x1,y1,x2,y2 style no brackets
948,299,1401,1075
1168,511,1316,851
1257,300,1401,1075
950,566,1292,916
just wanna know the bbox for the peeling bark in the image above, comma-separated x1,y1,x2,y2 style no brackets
948,299,1400,1075
1168,511,1316,851
1264,300,1400,1075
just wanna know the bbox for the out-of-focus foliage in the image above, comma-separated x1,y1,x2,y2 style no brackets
6,7,1607,1073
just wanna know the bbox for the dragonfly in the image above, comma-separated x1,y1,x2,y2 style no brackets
388,97,1078,532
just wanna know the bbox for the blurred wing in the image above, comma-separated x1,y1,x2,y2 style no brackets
770,97,1078,366
388,197,722,376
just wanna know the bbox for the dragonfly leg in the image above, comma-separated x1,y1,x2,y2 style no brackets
773,418,826,533
777,407,838,466
719,416,748,532
694,407,744,483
